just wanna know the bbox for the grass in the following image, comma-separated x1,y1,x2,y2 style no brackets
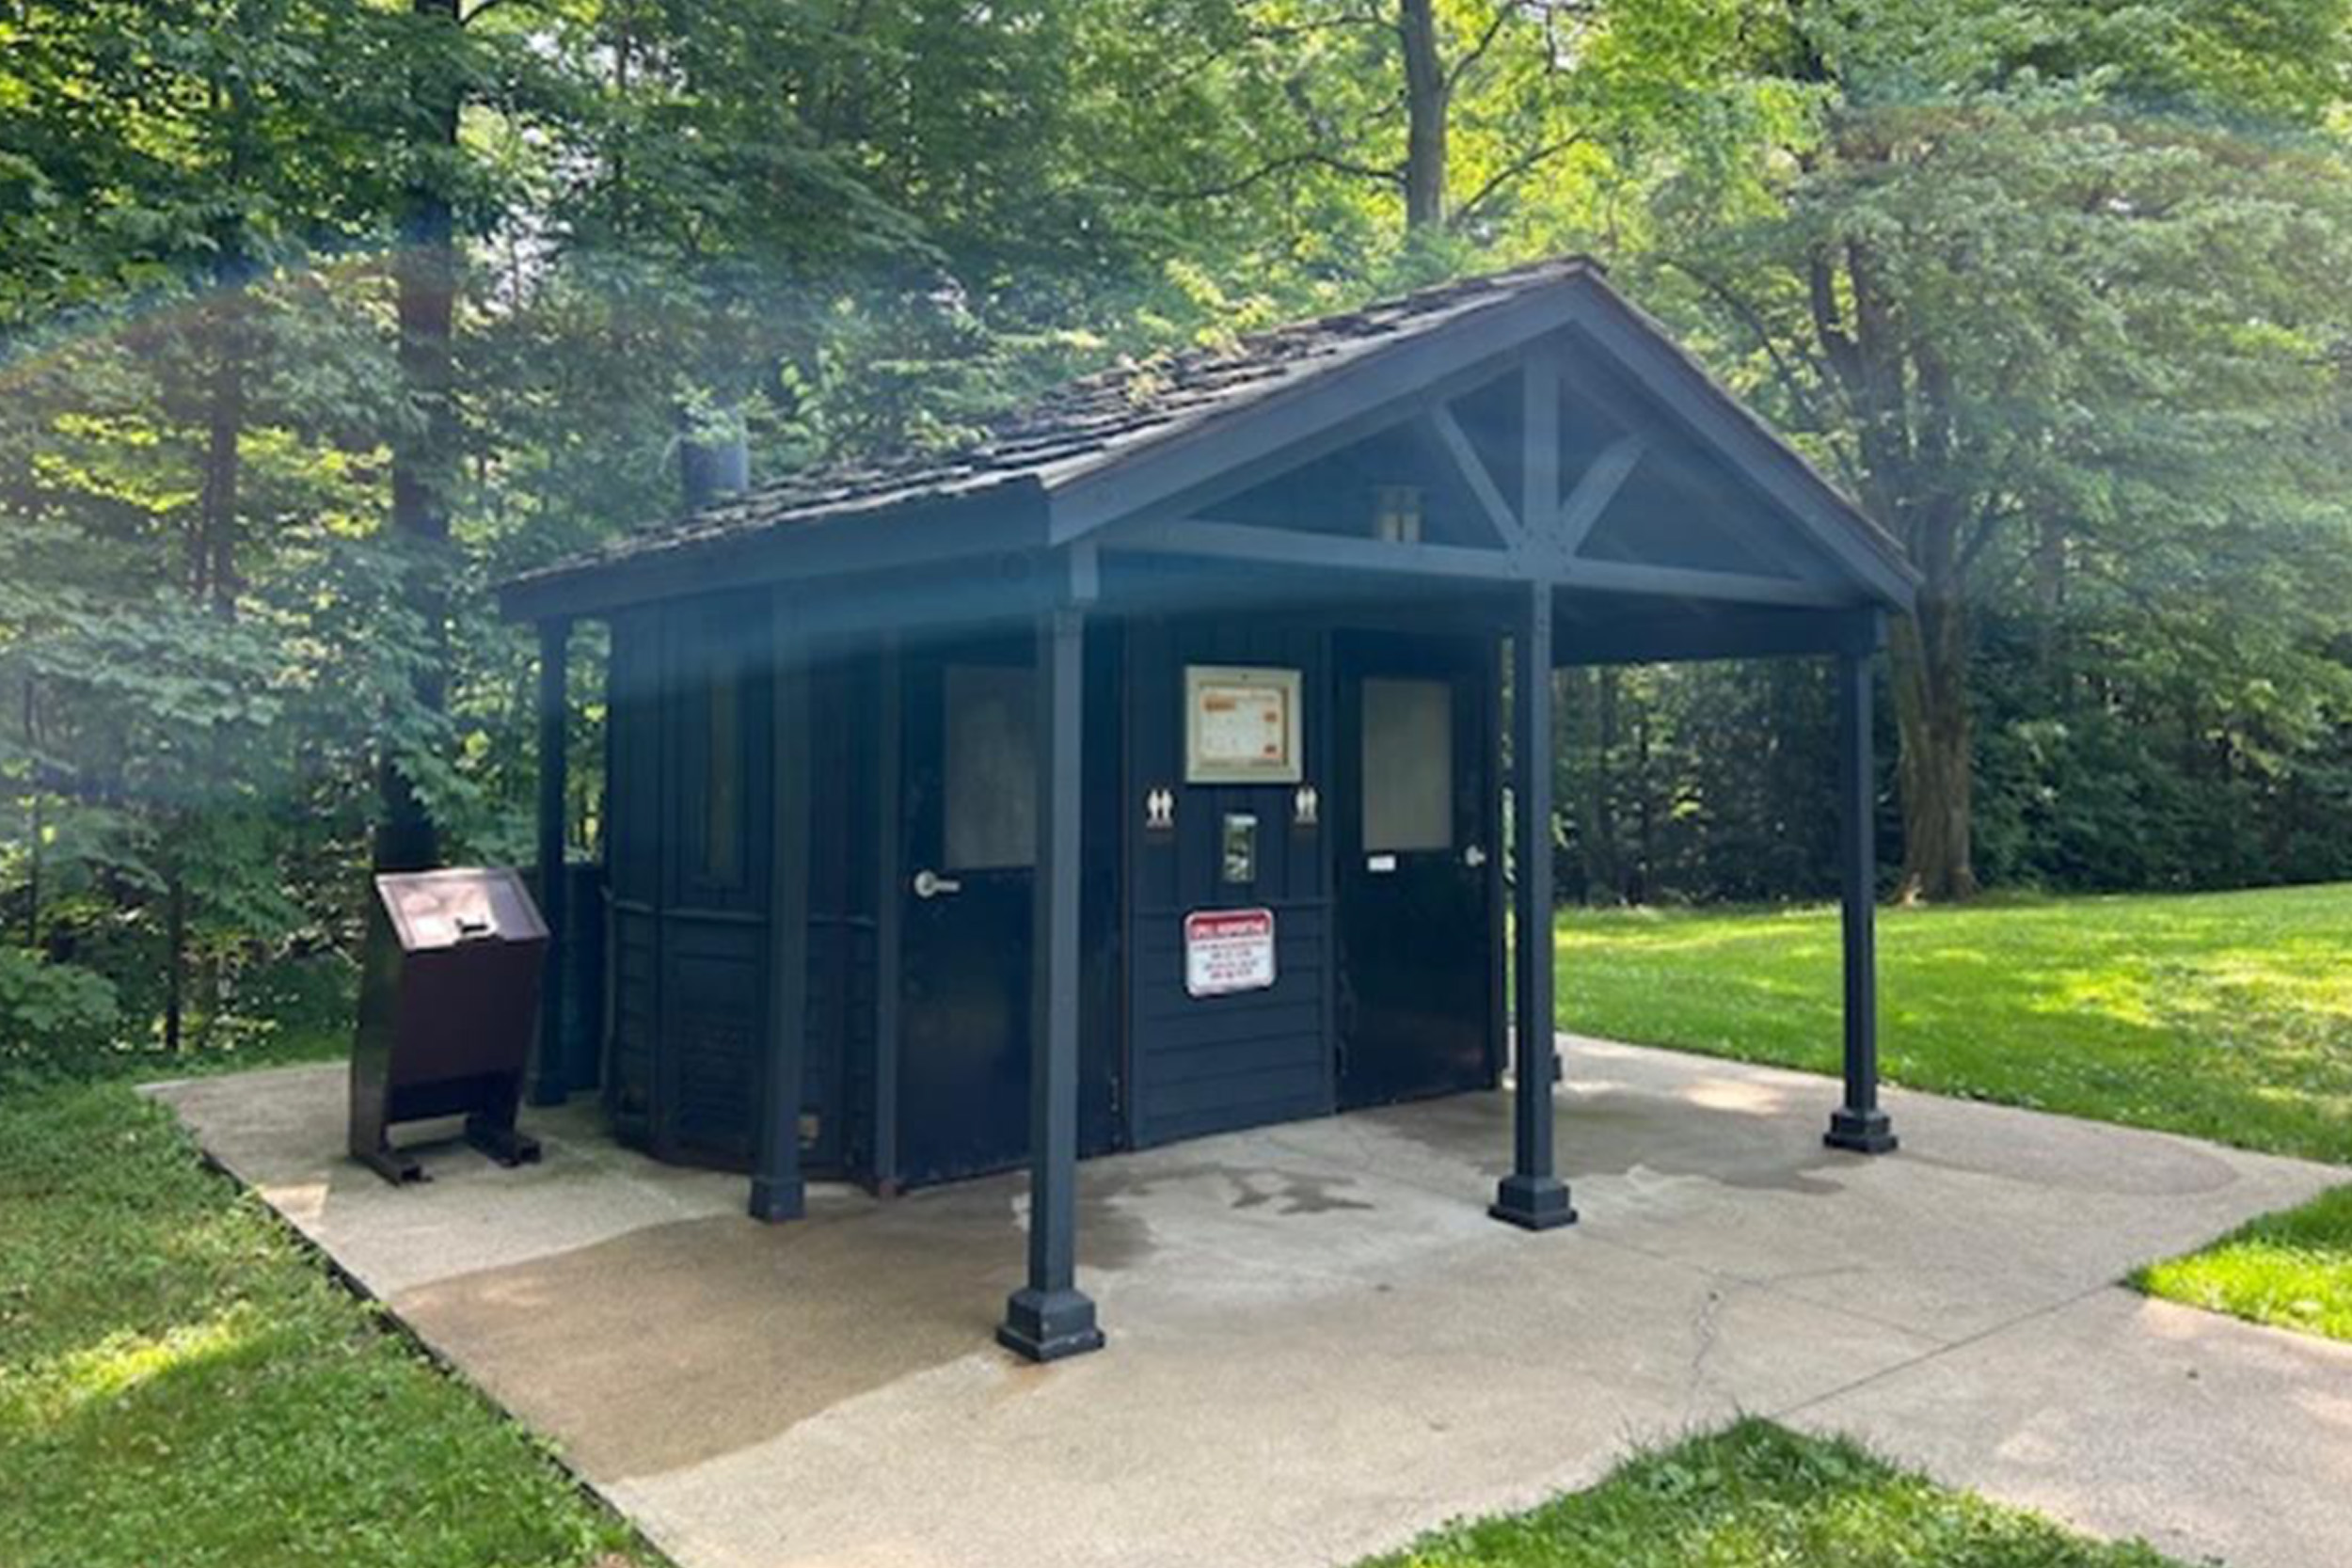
1556,881,2352,1166
2130,1183,2352,1342
12,887,2339,1563
1359,1418,2179,1568
0,1069,653,1568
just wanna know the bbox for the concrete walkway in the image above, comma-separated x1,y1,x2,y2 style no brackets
151,1040,2352,1568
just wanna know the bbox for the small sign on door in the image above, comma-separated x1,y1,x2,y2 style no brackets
1184,907,1277,998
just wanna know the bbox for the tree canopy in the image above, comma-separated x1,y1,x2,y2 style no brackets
4,0,2348,1055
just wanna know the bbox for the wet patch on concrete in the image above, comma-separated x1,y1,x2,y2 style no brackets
1083,1157,1378,1217
1356,1085,1846,1196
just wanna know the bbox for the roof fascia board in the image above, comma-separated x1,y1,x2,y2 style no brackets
1559,288,1916,610
1046,288,1583,545
498,480,1050,623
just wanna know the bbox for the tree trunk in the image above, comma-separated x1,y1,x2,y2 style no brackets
1888,595,1978,902
22,678,39,949
376,0,463,873
197,294,246,620
1631,700,1655,904
1586,666,1622,901
163,867,187,1054
1398,0,1447,231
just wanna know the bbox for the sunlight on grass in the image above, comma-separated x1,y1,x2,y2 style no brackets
0,1078,648,1568
1356,1418,2179,1567
1558,882,2352,1164
24,1306,263,1421
2133,1185,2352,1343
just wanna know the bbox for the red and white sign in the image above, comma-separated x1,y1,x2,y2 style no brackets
1184,908,1277,998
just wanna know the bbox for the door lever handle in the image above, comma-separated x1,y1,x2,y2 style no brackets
912,868,962,899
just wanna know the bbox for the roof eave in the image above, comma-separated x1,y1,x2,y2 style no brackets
496,473,1052,623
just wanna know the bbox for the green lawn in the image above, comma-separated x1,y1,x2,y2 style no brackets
1558,880,2352,1348
2130,1185,2352,1342
1556,881,2352,1165
0,1071,651,1568
1360,1418,2177,1568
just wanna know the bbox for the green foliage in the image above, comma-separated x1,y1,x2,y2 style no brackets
1359,1417,2179,1567
0,1075,648,1568
1557,882,2352,1163
0,948,119,1068
2133,1183,2352,1343
4,0,2351,1057
1566,0,2352,898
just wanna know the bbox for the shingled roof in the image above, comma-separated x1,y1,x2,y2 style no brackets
506,255,1912,606
513,260,1595,575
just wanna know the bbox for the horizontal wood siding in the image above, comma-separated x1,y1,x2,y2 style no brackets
606,905,659,1143
661,914,763,1165
1127,615,1334,1148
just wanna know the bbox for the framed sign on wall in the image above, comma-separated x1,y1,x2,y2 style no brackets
1184,665,1303,784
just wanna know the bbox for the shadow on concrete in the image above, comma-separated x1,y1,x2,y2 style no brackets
393,1177,1156,1481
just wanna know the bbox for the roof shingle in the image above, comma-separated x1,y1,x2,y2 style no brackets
515,258,1603,585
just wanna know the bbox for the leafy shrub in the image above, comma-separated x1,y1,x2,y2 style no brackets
0,948,120,1069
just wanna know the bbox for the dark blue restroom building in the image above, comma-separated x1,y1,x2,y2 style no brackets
501,259,1915,1362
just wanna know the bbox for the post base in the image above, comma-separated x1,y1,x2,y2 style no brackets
354,1144,426,1186
1489,1173,1578,1230
748,1175,806,1224
1824,1107,1899,1154
464,1117,542,1168
996,1286,1105,1363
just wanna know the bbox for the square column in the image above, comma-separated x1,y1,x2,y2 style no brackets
1825,643,1898,1153
997,607,1104,1361
1492,583,1576,1230
528,616,570,1107
752,595,813,1220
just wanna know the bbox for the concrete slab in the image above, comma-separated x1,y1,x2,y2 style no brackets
1791,1291,2352,1568
149,1041,2352,1568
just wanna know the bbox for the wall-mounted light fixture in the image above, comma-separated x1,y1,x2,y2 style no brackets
1372,483,1424,544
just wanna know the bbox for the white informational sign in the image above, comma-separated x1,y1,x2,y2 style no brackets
1184,665,1303,784
1184,907,1277,998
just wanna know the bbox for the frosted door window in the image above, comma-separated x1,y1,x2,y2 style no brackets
943,665,1037,870
1361,677,1453,851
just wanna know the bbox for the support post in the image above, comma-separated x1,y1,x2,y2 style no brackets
529,616,571,1106
1492,583,1576,1229
997,606,1104,1361
869,636,903,1195
1825,642,1898,1153
752,595,813,1220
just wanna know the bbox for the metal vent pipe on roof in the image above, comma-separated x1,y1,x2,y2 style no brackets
678,406,750,514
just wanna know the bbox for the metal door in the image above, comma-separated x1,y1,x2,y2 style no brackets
1334,631,1500,1109
897,636,1038,1183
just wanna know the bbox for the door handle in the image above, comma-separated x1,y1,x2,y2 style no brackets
912,868,962,899
1463,845,1488,869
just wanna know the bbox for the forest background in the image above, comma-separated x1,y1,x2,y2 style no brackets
6,0,2350,1060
